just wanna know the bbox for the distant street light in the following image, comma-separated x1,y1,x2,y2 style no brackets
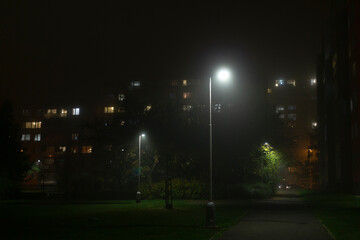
136,133,145,203
206,68,231,228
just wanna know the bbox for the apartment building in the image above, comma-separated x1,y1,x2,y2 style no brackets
317,0,360,193
267,78,318,188
18,78,233,192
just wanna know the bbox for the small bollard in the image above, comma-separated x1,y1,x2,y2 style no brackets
136,191,141,203
205,201,217,228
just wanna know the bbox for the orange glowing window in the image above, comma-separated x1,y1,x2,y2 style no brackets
25,121,41,129
183,92,191,99
82,146,92,154
288,167,296,173
104,106,114,114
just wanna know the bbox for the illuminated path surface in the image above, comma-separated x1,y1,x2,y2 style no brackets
218,190,334,240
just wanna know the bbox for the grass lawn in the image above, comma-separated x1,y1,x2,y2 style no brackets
300,190,360,240
1,199,246,240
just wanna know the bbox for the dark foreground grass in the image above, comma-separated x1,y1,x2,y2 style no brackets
300,190,360,240
1,199,246,240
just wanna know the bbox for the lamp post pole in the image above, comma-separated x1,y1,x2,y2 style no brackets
206,76,216,227
209,77,213,203
136,134,145,203
205,69,230,228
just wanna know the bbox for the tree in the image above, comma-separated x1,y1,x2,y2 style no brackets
0,101,29,197
250,143,284,186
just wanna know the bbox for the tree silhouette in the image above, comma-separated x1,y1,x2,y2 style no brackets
0,100,29,198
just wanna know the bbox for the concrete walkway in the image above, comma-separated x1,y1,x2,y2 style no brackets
218,190,334,240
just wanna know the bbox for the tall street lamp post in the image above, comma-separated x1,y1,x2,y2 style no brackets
206,69,231,228
136,133,145,203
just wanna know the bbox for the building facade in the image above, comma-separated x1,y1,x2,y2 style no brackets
317,0,360,193
267,78,318,188
17,78,234,193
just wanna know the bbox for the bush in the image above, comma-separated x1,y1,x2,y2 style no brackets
0,176,18,199
141,178,205,200
227,182,274,199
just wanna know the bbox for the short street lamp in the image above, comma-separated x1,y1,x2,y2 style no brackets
136,133,145,203
206,68,231,228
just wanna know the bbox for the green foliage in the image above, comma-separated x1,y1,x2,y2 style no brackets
248,143,284,189
26,163,40,176
141,178,205,200
227,182,274,199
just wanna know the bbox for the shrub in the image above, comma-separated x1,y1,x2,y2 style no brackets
141,178,205,200
227,182,274,199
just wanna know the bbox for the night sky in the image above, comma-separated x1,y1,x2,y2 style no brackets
1,0,330,104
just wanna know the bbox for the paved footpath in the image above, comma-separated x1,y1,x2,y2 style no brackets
218,190,334,240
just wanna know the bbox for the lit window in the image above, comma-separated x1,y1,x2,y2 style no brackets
214,104,221,113
288,114,296,120
276,105,285,113
310,78,317,86
47,109,57,114
287,80,296,87
59,146,66,152
34,134,41,141
71,146,78,153
312,121,318,129
183,92,191,99
131,81,140,87
144,105,152,112
72,133,79,140
182,80,187,86
21,134,30,141
288,105,296,111
25,121,41,129
288,167,296,172
267,88,272,94
72,108,80,116
82,146,92,154
275,79,284,86
104,106,114,114
118,94,125,101
60,109,67,117
288,122,296,128
183,105,193,111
